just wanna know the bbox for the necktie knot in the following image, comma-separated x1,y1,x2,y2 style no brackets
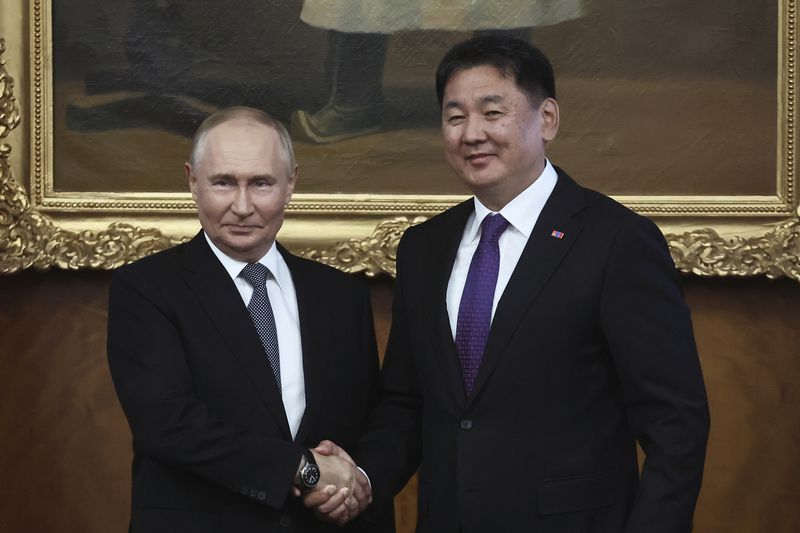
480,214,510,243
240,262,270,288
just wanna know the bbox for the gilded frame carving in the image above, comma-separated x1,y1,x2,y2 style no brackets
1,0,799,280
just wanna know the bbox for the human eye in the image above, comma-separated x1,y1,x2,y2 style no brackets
485,109,503,119
446,114,466,125
252,177,274,189
211,178,233,188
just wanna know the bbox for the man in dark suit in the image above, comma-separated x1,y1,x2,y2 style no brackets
310,35,710,532
107,107,392,532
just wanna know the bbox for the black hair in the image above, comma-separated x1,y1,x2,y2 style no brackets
435,34,556,109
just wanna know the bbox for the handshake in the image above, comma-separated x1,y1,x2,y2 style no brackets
292,440,373,526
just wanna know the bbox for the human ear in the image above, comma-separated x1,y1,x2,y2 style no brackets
540,98,560,142
285,166,298,206
185,162,198,202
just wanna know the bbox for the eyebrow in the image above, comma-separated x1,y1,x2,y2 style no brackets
206,173,276,182
444,94,505,110
479,94,504,105
207,173,235,181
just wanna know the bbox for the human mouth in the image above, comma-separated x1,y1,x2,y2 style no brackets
466,153,493,165
226,224,259,233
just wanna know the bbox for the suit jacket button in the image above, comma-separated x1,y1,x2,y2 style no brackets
460,418,473,430
280,514,292,527
257,491,266,501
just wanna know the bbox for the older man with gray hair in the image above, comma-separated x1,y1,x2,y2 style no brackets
107,107,393,532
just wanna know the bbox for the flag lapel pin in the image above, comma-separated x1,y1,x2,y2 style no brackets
550,230,565,239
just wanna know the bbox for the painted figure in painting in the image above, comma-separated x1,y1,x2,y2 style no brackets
292,0,586,142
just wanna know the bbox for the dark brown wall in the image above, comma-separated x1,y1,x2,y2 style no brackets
0,271,798,532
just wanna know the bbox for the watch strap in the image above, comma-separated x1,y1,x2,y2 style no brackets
303,447,318,468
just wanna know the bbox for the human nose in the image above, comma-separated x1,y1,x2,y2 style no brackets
462,116,486,145
230,186,254,217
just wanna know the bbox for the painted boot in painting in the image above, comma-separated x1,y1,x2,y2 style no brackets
291,30,388,143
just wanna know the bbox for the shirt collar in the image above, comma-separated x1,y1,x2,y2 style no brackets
466,159,558,242
203,232,290,291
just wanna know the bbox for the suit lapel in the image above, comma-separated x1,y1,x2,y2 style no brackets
468,170,587,403
180,233,292,440
418,200,474,409
280,246,326,444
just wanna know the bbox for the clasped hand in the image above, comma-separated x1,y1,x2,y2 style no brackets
292,440,372,526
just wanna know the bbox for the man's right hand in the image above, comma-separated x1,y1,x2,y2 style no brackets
296,441,372,526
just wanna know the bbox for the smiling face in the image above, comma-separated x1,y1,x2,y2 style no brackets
186,119,297,263
441,65,559,211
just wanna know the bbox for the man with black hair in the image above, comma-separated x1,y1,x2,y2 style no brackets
310,35,710,533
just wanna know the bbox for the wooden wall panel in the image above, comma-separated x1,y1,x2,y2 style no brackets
0,271,128,533
686,279,800,533
0,272,797,532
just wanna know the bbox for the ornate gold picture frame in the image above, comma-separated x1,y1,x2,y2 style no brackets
1,0,798,280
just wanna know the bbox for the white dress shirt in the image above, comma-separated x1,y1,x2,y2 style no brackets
446,160,558,338
205,233,306,439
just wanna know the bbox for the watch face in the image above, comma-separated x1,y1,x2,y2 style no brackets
302,463,320,487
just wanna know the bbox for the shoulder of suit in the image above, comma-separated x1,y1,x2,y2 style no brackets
557,169,652,230
585,191,661,241
111,240,188,281
582,187,638,220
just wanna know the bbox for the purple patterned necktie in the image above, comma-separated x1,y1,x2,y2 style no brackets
240,263,281,391
455,214,510,395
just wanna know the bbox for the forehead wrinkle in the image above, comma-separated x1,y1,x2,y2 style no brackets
201,139,279,174
216,146,268,163
204,154,278,179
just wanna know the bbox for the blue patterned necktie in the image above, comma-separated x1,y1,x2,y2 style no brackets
240,263,281,391
455,214,510,395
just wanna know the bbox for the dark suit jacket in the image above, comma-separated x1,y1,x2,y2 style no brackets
357,168,709,533
107,232,395,533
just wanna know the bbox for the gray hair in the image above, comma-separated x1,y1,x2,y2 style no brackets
188,106,296,173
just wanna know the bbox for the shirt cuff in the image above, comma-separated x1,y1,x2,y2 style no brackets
356,466,372,491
